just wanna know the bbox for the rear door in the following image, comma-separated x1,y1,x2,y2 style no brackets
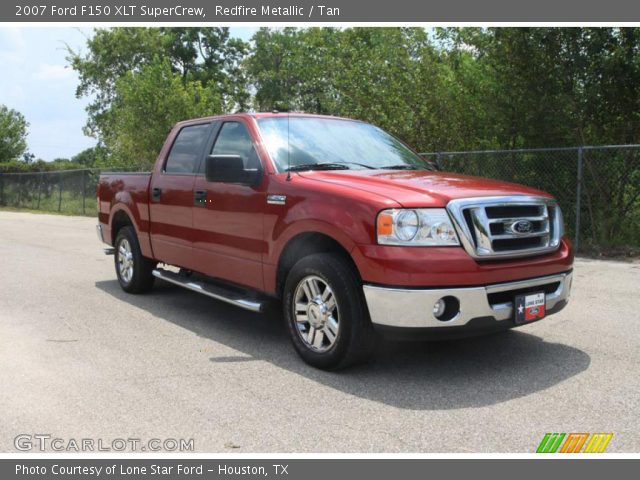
191,119,267,290
149,122,213,269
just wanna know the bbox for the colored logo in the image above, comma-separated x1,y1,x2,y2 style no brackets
536,433,613,453
510,219,534,234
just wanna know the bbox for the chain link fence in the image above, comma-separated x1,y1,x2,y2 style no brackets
0,167,145,217
1,145,639,253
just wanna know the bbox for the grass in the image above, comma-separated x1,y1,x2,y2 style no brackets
0,190,96,217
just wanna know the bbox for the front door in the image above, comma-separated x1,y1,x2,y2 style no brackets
192,120,267,291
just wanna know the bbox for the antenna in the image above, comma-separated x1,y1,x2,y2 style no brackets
286,112,291,181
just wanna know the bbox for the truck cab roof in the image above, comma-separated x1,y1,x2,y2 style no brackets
175,111,363,128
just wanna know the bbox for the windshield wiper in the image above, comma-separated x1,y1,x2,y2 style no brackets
339,161,377,170
379,164,436,171
379,164,419,170
286,162,351,172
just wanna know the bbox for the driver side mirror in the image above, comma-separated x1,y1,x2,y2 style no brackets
205,155,262,186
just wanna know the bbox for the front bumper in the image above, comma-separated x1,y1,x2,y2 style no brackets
351,238,573,287
363,271,572,335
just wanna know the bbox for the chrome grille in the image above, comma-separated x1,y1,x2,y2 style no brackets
447,196,563,259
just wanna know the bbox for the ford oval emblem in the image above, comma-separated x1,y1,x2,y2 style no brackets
511,220,534,235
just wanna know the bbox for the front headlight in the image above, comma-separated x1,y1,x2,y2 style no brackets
377,208,460,246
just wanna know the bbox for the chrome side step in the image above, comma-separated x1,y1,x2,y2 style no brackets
152,268,263,313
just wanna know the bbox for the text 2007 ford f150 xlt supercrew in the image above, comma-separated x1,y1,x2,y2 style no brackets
97,113,573,369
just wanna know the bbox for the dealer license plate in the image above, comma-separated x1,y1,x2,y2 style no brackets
514,292,546,324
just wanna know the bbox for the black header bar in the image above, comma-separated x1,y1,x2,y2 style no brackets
4,0,640,22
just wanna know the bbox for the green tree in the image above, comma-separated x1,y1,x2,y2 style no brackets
246,27,484,152
246,28,344,113
105,58,222,168
443,27,640,147
68,27,248,141
71,146,103,167
0,105,29,162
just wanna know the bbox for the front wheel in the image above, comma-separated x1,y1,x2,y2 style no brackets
283,253,375,370
114,226,156,293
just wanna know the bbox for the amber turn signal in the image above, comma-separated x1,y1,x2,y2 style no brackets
377,213,394,236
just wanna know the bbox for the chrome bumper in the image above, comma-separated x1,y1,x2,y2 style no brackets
96,224,115,255
96,224,105,243
363,271,572,329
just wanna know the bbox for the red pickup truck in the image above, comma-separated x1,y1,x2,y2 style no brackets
97,112,573,369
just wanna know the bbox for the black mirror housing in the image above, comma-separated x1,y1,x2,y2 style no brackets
205,155,261,185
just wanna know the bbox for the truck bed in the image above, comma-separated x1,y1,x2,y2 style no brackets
97,172,152,249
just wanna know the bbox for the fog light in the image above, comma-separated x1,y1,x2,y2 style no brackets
433,298,446,318
433,296,460,322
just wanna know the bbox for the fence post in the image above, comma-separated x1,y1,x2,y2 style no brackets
436,152,443,170
36,172,43,210
574,147,583,251
16,175,21,207
58,172,63,212
0,173,3,206
81,169,86,215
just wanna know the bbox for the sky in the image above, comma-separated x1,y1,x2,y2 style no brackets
0,27,257,161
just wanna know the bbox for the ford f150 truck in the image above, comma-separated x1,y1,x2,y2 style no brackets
97,113,573,369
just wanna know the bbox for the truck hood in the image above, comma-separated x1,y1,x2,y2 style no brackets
298,169,552,207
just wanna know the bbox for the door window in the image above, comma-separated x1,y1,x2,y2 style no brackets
165,124,211,174
204,122,260,172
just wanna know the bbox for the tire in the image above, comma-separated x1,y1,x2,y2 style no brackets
114,226,156,293
283,253,376,370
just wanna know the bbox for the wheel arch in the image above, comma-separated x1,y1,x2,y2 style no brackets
110,207,136,245
275,231,361,299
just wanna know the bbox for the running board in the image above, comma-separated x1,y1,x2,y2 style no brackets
152,268,263,313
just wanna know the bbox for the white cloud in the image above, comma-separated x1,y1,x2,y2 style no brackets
35,63,74,81
0,27,26,51
0,27,95,160
0,27,27,63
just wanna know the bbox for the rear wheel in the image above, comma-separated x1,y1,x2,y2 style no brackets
283,253,375,370
114,226,156,293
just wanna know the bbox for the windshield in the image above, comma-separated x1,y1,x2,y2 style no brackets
256,117,434,172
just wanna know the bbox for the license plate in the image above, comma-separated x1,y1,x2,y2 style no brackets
514,292,546,324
